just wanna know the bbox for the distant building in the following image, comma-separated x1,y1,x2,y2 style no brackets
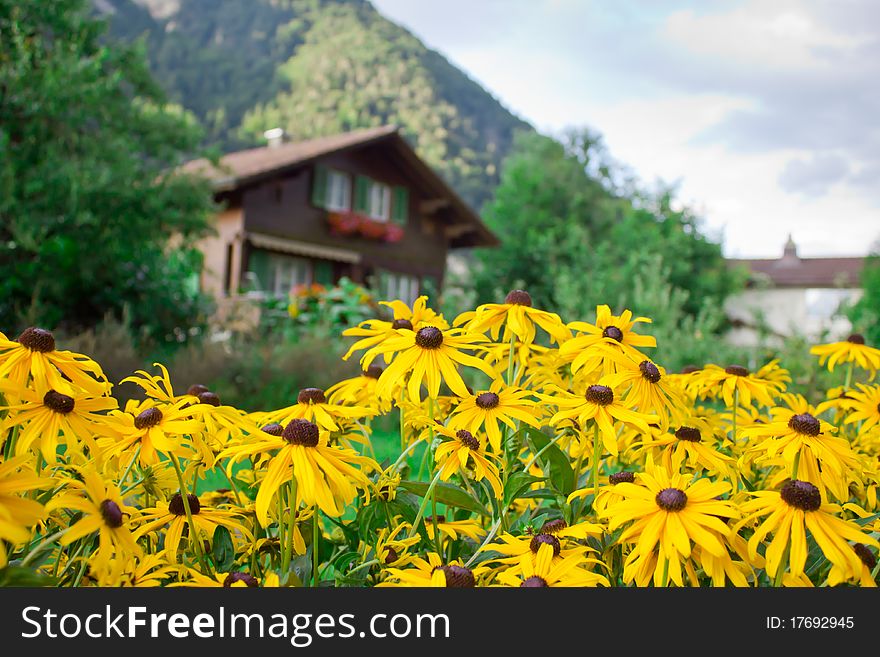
183,125,497,307
724,236,864,346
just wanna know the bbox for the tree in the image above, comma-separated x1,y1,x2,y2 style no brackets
847,252,880,346
469,128,743,336
0,0,215,345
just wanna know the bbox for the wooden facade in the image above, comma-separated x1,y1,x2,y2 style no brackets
186,126,497,304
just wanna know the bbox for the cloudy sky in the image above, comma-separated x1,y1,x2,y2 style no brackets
372,0,879,258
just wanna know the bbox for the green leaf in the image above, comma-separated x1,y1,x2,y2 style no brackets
504,471,545,504
0,566,58,587
526,428,575,496
211,525,235,572
399,480,489,516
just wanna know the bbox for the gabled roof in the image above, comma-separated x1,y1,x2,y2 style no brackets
182,125,498,248
727,238,864,288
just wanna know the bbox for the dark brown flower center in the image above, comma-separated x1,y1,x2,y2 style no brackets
43,390,75,414
853,543,876,569
674,426,702,442
504,289,533,307
169,493,201,516
223,572,259,587
585,385,614,406
133,407,163,430
415,326,443,349
261,422,284,436
521,576,549,587
383,546,399,564
610,471,635,484
680,365,700,374
391,318,414,331
434,565,475,588
363,365,383,379
99,500,124,528
197,391,221,407
283,418,320,447
847,333,865,345
540,518,567,534
787,413,820,437
639,360,661,383
17,327,56,352
186,384,210,397
425,515,446,524
724,365,749,377
529,533,561,557
655,488,688,511
456,429,479,450
602,326,624,342
297,388,326,404
475,392,500,409
780,480,821,511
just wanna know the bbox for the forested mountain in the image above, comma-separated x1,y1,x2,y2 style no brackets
96,0,532,210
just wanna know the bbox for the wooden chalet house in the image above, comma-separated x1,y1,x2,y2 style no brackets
183,125,497,305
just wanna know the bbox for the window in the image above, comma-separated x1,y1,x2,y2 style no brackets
325,170,351,211
368,181,391,221
268,253,312,297
380,271,419,305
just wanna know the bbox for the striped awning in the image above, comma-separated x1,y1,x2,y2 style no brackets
247,232,362,264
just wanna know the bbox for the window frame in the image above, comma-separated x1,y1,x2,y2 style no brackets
367,181,391,222
325,169,352,212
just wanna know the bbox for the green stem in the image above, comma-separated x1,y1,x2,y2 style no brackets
773,542,791,587
219,464,244,505
277,490,286,569
593,423,601,500
660,556,669,587
19,528,69,568
282,476,298,574
391,439,421,471
791,450,801,480
347,558,380,576
312,510,320,588
407,469,444,539
426,397,442,555
732,387,739,444
170,454,212,575
118,445,141,488
399,387,407,453
463,516,503,568
844,361,853,390
523,432,567,472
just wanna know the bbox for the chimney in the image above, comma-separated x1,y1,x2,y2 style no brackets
264,127,285,149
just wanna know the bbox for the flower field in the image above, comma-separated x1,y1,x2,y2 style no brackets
1,292,879,588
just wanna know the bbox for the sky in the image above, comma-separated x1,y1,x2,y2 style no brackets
372,0,879,258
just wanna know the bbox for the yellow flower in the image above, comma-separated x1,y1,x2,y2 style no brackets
47,466,141,576
325,365,388,411
378,552,486,587
0,327,111,396
599,460,738,586
494,542,609,587
100,400,204,466
94,552,179,587
544,383,658,456
631,425,737,485
342,295,448,362
694,363,786,408
220,419,376,523
425,516,487,543
560,305,657,375
446,380,542,454
810,332,880,374
433,426,503,498
173,568,279,587
599,350,689,429
454,289,569,345
0,455,48,567
363,325,498,402
738,480,880,584
843,384,880,433
257,386,376,432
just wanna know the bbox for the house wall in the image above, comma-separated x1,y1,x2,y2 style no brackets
197,206,244,298
724,287,863,346
240,143,448,286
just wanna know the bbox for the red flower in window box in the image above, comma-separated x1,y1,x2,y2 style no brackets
326,210,361,236
384,224,404,243
357,216,389,240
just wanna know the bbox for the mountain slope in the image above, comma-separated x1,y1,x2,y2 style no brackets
98,0,533,211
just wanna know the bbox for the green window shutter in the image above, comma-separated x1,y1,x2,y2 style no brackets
246,249,271,292
311,166,328,208
392,186,409,226
354,175,370,213
314,260,333,286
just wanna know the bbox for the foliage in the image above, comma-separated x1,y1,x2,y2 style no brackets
847,254,880,346
469,129,744,337
0,0,215,346
100,0,531,210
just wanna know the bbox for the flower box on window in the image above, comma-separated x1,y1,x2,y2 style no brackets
326,210,361,236
383,224,404,243
357,216,389,239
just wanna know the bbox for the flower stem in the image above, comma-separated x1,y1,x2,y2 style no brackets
593,423,601,499
399,387,407,453
170,454,212,576
118,445,141,488
464,516,503,568
844,361,853,390
773,542,791,587
281,475,298,575
312,509,320,587
660,555,669,587
19,528,69,568
407,469,444,540
391,439,421,471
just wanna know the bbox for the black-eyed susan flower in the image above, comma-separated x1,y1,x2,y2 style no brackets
219,418,377,523
378,552,486,587
257,386,376,433
173,568,279,587
559,305,657,375
424,515,487,543
47,466,141,575
363,325,498,402
599,350,689,429
738,479,880,585
0,327,111,396
631,424,737,486
342,296,449,362
433,426,503,498
696,363,786,409
843,384,880,434
100,400,203,466
0,384,118,463
95,552,179,587
326,365,388,411
600,461,738,587
544,383,658,457
494,541,609,587
810,333,880,376
454,289,569,346
446,380,542,454
134,493,253,561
